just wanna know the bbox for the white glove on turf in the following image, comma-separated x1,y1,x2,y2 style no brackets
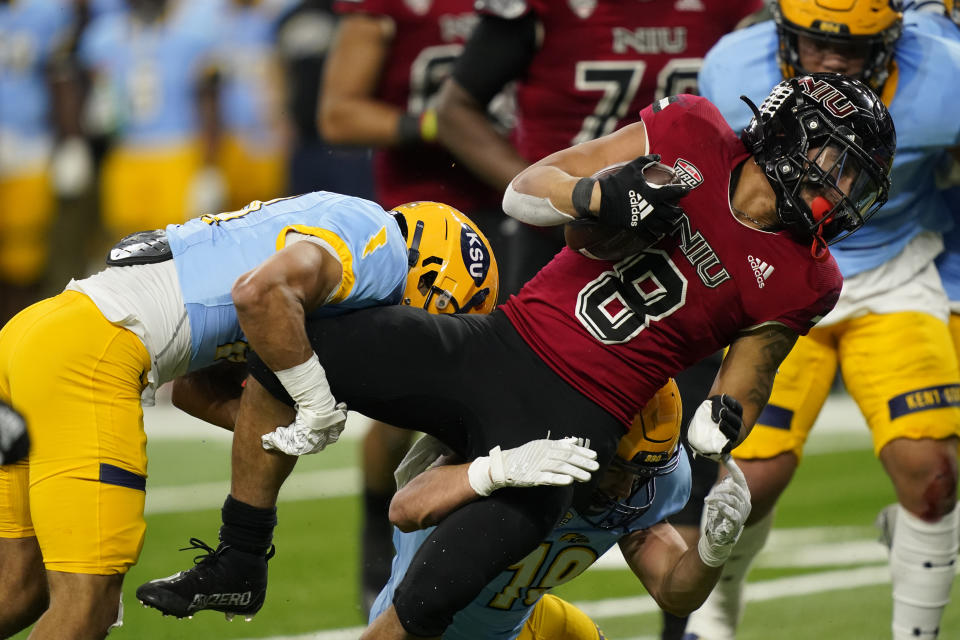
467,437,599,497
698,456,752,567
261,353,347,456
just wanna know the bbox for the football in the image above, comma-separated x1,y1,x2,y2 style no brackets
564,160,677,261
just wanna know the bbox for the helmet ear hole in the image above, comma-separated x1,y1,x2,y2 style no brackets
417,270,438,297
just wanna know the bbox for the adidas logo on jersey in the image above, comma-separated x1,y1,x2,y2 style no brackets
748,255,775,288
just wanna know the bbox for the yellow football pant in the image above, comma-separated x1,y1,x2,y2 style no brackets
218,135,287,212
100,142,201,240
0,170,54,284
0,291,150,574
736,311,960,460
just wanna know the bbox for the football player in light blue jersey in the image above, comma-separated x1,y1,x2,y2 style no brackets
0,193,498,640
212,0,291,211
367,381,751,640
0,0,76,321
76,0,223,241
690,3,960,640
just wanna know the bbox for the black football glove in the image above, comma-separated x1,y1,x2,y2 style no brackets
687,394,744,460
0,399,29,466
596,154,690,246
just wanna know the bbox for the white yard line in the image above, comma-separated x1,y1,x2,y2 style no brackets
239,564,945,640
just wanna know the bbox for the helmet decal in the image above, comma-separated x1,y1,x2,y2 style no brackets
459,224,492,286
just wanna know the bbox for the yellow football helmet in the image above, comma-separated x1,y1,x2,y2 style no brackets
391,201,499,315
774,0,903,90
947,0,960,25
583,379,682,529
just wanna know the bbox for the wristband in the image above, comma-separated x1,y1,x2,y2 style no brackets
397,109,438,146
571,177,596,218
467,456,495,496
273,353,336,413
697,533,729,568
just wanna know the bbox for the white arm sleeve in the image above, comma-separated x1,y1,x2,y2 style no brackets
502,182,576,227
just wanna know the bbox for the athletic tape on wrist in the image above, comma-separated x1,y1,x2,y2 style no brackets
273,353,337,412
572,177,597,218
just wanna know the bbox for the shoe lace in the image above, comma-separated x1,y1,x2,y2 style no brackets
177,537,276,565
179,537,220,566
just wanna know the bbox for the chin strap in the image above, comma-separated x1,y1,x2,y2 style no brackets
810,232,829,261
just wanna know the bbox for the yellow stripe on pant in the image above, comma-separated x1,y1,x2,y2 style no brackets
0,291,151,574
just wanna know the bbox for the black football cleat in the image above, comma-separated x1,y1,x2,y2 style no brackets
136,538,274,620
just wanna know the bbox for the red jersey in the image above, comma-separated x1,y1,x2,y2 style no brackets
479,0,762,161
501,95,842,426
333,0,499,211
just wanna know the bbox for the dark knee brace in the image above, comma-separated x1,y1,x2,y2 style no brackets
392,484,571,636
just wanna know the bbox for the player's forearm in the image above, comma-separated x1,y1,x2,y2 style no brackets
712,325,798,441
389,463,479,532
233,280,313,371
320,96,406,147
436,80,527,191
654,547,724,616
171,363,247,430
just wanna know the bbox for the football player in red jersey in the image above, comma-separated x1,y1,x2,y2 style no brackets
434,9,763,635
136,74,895,639
318,0,509,611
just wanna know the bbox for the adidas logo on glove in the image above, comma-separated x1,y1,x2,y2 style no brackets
628,189,654,228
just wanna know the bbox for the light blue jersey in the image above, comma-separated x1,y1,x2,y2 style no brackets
167,191,408,371
0,0,74,141
370,451,692,639
699,17,960,277
77,7,218,146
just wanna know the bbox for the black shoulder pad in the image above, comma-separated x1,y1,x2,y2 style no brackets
106,229,172,266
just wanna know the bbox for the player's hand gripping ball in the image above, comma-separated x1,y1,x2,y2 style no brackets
564,159,682,261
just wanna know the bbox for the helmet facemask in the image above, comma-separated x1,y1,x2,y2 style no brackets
773,0,902,92
581,379,682,530
741,74,894,254
581,448,680,530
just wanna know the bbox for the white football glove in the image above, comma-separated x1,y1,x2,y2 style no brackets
0,399,29,466
467,437,599,497
261,402,348,456
260,353,347,456
687,394,743,461
698,456,752,567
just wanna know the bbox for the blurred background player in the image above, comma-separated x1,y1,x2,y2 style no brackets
366,382,751,640
274,0,376,198
211,0,292,211
318,0,508,612
689,2,960,639
431,5,763,637
0,0,77,324
434,0,763,296
74,0,222,250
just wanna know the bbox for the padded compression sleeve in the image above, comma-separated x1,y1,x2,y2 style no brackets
451,13,537,106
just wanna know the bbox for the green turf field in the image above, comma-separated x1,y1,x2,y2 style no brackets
12,396,960,639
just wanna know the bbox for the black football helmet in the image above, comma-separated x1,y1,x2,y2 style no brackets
582,380,682,530
740,73,896,253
